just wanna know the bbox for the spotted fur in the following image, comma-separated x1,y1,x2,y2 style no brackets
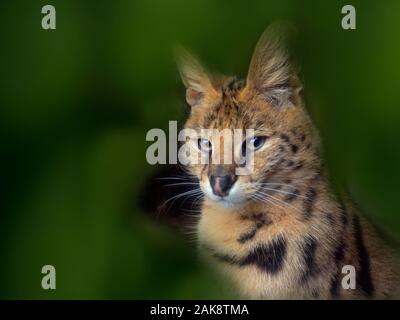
176,24,398,299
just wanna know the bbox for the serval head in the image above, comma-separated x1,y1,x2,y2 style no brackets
176,24,321,207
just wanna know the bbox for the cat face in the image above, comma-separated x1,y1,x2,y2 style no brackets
177,25,319,206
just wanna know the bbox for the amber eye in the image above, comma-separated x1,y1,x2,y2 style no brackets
242,136,267,156
198,138,212,152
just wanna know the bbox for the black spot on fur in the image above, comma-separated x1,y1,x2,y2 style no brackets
299,237,318,284
340,204,348,226
353,215,374,297
204,236,287,274
241,236,286,273
276,158,285,168
302,187,317,219
284,189,300,202
240,212,263,221
280,134,290,143
293,161,304,170
238,213,272,243
330,239,346,298
238,221,268,243
334,240,346,264
291,144,299,153
324,212,335,225
286,160,295,167
238,227,259,243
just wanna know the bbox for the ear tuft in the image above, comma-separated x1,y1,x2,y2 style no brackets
175,46,216,107
246,22,301,107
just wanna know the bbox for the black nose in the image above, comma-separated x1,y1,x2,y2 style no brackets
210,175,236,197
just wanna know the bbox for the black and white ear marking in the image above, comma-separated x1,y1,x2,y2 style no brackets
246,23,302,107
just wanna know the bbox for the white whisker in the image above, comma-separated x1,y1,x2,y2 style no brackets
256,189,304,215
257,186,309,200
162,182,200,187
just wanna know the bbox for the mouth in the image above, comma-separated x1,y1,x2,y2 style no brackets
200,180,247,206
206,192,227,202
210,197,237,208
204,192,247,208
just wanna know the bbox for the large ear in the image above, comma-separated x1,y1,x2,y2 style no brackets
175,47,219,107
246,23,301,107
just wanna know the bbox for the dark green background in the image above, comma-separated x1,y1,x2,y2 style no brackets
1,0,399,298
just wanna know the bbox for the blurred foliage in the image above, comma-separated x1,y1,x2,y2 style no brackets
0,0,399,298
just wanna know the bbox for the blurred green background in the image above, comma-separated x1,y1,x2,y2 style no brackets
0,0,399,299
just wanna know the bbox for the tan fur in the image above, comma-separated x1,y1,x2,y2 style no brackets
177,24,398,299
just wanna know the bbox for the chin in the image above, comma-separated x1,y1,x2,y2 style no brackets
205,192,248,208
209,198,238,208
